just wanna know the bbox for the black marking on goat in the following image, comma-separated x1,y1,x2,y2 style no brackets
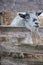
33,19,37,22
19,13,25,18
36,12,42,16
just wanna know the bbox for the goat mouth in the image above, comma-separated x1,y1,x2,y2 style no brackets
35,25,39,28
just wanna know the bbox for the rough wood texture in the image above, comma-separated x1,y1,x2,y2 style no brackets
0,27,43,65
0,27,43,44
1,57,43,65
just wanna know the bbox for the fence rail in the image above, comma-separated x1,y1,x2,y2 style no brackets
0,26,43,65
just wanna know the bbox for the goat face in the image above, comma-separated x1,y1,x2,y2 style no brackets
19,12,41,31
11,12,41,31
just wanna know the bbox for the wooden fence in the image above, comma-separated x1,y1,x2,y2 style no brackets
0,26,43,65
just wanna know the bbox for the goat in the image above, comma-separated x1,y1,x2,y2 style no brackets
10,12,41,58
10,12,41,43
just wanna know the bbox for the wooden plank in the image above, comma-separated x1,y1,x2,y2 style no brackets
0,26,43,65
0,25,43,28
0,44,43,54
0,26,43,44
1,57,43,65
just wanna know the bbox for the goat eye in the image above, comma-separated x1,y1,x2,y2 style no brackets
33,19,37,22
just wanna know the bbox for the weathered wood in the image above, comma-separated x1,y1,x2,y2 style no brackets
0,26,43,44
0,26,43,65
1,57,43,65
0,44,43,52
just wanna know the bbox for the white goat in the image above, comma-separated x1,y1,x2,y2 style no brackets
10,12,41,44
10,12,41,58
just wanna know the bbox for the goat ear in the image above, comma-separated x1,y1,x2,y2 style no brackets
36,11,42,16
